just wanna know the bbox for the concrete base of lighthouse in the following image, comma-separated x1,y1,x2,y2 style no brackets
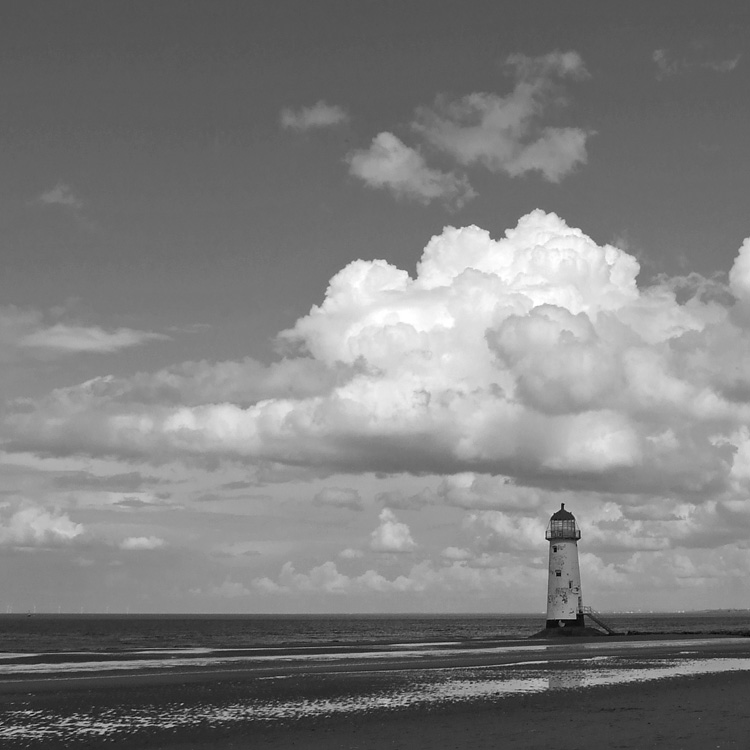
530,623,606,638
545,614,586,629
531,614,606,638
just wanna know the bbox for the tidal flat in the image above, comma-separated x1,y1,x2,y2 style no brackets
1,634,750,748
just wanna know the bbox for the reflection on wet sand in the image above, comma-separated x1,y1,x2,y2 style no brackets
548,671,584,690
3,639,750,744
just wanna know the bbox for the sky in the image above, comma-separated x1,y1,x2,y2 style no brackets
1,1,750,614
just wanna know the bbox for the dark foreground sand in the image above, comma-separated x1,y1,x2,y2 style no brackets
2,636,750,749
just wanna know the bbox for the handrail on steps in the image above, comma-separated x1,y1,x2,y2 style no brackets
581,605,618,635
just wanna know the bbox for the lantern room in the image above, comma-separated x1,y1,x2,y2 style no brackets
545,503,581,541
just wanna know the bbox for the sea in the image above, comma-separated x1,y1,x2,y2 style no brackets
1,611,749,653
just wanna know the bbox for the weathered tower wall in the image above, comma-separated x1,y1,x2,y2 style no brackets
546,538,584,628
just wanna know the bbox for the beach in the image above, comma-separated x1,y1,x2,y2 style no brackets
2,634,750,748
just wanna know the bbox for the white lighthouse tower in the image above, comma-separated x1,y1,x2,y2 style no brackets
545,503,584,630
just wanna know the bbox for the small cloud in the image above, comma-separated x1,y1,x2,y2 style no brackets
0,306,167,361
280,101,349,131
210,579,251,598
119,536,166,550
505,50,589,82
0,505,84,548
194,492,223,503
212,542,262,559
339,547,364,559
256,462,331,485
347,132,475,208
653,48,741,80
253,576,285,594
375,488,434,510
441,546,472,561
221,480,255,490
113,497,157,510
369,508,416,553
412,51,590,183
36,182,84,209
313,487,364,511
703,54,741,73
20,324,168,353
652,49,682,79
53,471,160,492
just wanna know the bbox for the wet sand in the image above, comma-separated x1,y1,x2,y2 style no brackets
2,635,749,748
240,670,750,750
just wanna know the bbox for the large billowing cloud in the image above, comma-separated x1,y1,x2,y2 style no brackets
728,237,750,308
4,209,750,505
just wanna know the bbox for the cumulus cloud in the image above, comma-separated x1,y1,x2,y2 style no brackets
653,49,741,80
728,237,750,308
209,579,251,598
253,557,541,601
254,560,353,594
412,51,590,182
6,209,750,507
0,505,84,547
370,509,416,552
36,183,84,209
249,511,750,608
280,101,349,131
313,487,364,511
347,132,475,208
119,535,166,550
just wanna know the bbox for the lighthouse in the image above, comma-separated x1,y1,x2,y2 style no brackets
545,503,584,630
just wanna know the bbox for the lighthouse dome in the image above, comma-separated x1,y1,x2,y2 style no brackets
550,503,575,521
545,503,581,540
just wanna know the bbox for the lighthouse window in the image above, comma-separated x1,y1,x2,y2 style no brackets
552,546,558,552
555,570,562,577
569,581,573,589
